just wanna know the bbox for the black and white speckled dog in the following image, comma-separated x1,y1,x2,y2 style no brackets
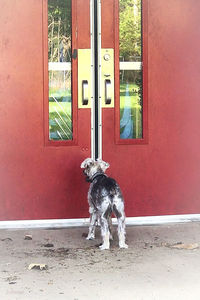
81,158,128,250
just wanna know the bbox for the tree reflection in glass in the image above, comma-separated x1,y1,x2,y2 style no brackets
48,0,72,140
119,0,143,139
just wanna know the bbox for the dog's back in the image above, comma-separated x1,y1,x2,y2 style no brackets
90,175,123,208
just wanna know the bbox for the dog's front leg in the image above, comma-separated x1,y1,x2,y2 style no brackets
86,207,97,240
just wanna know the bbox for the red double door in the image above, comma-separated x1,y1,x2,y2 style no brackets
1,0,200,221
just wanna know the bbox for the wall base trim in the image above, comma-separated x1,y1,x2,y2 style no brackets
0,214,200,229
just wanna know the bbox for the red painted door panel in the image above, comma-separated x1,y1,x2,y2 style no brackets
0,0,91,220
102,0,200,217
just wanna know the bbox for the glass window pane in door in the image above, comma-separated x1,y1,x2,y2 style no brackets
48,0,72,140
119,0,143,139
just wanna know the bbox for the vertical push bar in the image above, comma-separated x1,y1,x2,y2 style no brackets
90,0,102,160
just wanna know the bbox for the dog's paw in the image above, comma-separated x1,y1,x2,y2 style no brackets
99,244,110,250
86,235,95,240
119,243,128,249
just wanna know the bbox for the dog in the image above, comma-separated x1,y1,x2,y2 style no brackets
81,158,128,250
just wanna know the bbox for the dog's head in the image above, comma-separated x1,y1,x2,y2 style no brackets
80,158,110,182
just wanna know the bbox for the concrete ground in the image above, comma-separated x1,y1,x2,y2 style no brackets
0,222,200,300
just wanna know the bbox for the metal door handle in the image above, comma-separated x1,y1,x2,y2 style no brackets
105,79,112,105
82,80,89,105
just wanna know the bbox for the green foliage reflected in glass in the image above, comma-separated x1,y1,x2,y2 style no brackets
48,0,72,141
48,0,71,62
119,0,143,139
119,0,141,61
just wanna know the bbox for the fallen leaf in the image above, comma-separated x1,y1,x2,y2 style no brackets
163,242,199,250
28,264,48,271
24,235,32,240
171,243,199,250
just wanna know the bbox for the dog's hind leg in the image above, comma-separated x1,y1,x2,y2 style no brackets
99,214,110,250
108,216,113,240
113,201,128,249
117,213,128,249
86,207,97,240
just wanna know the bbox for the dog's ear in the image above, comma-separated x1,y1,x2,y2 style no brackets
97,159,110,171
80,158,94,168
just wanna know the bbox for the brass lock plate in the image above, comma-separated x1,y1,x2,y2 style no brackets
78,48,114,108
101,49,114,108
